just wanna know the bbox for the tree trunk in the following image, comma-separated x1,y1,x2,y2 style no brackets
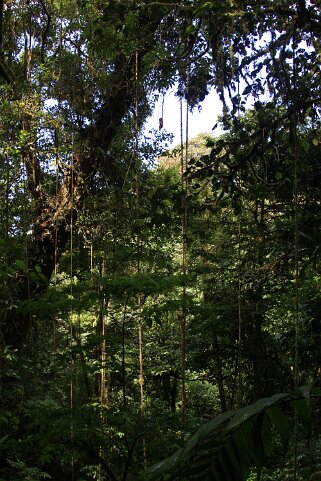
251,200,265,400
2,55,137,350
0,0,3,53
212,330,228,412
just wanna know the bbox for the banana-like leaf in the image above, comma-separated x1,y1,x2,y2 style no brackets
145,388,320,481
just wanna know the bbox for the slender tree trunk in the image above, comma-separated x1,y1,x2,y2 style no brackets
252,309,263,399
212,330,228,412
100,300,108,408
251,200,265,400
0,0,9,83
0,0,3,54
5,154,9,242
179,97,188,417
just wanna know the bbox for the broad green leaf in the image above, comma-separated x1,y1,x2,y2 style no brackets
255,412,272,461
215,454,233,481
207,464,221,481
146,390,318,481
292,387,311,425
230,432,252,480
225,393,289,431
176,410,234,464
38,272,48,284
146,448,183,480
0,434,9,445
222,440,244,480
15,259,28,272
266,406,290,446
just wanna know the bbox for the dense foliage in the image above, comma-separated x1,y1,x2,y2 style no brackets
1,1,321,480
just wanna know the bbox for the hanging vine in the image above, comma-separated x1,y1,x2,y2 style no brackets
292,26,300,481
179,67,189,418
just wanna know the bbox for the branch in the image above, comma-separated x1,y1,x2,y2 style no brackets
121,434,146,481
0,0,3,53
143,1,192,9
39,0,51,63
63,439,119,481
0,59,12,84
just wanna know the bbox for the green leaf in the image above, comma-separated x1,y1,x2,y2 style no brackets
146,448,183,480
225,393,289,431
292,387,311,426
222,440,244,480
176,410,234,464
230,431,252,479
146,390,318,481
266,406,290,446
15,259,28,272
38,272,48,284
0,434,9,445
216,451,234,481
255,412,272,461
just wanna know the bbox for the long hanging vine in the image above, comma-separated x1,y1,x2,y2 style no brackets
134,50,147,466
69,130,76,481
100,255,108,408
68,27,81,478
292,27,300,481
179,69,189,418
53,4,63,354
5,152,9,259
235,215,243,407
135,51,145,419
235,65,243,408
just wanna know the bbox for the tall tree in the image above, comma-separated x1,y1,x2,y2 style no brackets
1,0,321,372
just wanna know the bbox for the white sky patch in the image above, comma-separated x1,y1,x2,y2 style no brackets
145,87,224,146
